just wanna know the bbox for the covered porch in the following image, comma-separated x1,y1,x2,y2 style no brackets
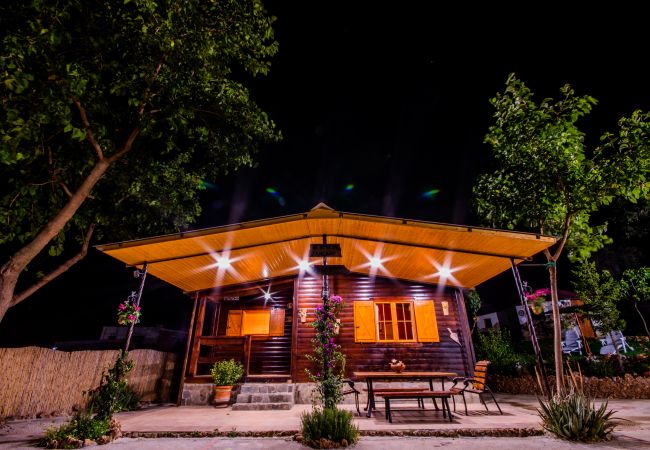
97,203,556,407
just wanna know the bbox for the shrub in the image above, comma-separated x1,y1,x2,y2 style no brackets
300,407,359,448
582,356,620,378
476,328,533,375
86,350,139,420
538,389,618,442
210,359,244,386
39,413,110,448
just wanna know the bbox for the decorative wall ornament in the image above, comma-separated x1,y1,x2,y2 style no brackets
298,308,308,323
448,328,461,346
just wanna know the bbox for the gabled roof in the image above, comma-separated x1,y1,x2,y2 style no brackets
96,203,556,292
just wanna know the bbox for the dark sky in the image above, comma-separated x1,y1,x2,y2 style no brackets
1,3,648,346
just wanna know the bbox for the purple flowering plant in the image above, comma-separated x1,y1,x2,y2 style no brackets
117,300,141,325
305,292,346,409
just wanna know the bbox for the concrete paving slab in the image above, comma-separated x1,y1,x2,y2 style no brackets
2,395,649,448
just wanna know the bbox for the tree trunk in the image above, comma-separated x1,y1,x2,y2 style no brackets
548,262,564,394
634,302,650,340
0,264,20,324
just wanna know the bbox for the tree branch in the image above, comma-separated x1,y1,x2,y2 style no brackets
60,182,94,200
108,127,140,163
10,223,96,307
552,214,573,261
73,99,105,160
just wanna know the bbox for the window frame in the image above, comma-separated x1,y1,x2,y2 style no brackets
373,300,417,343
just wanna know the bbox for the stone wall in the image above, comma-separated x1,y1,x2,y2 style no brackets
184,380,479,405
181,383,241,405
493,374,650,398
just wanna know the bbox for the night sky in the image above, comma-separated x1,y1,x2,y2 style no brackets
1,3,648,346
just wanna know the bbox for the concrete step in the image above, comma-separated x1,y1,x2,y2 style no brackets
236,392,294,403
240,383,294,394
231,402,293,411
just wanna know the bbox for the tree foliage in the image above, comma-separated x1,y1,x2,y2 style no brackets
0,0,280,319
473,73,650,391
572,261,625,335
465,288,481,333
622,267,650,338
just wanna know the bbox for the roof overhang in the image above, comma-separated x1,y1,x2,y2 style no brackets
96,203,556,292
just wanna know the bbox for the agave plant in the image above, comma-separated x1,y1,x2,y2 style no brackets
538,388,618,442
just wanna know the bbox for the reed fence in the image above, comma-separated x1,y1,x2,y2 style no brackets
0,346,177,419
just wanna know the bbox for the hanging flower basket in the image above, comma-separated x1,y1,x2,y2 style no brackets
117,300,141,325
526,288,550,315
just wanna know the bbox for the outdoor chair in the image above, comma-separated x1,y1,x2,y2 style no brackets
600,330,633,354
449,360,502,416
341,379,361,415
561,329,583,355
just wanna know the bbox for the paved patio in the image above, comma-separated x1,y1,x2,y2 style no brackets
113,395,650,435
2,394,649,448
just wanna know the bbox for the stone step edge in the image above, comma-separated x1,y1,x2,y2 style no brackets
231,403,294,410
124,427,544,439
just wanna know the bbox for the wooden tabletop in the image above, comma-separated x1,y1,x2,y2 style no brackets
353,371,457,378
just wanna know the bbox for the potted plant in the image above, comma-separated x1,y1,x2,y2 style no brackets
210,359,244,407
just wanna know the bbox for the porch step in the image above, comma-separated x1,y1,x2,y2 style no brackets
232,382,295,411
231,402,293,411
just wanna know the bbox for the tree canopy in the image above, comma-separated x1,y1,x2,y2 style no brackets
473,74,650,392
0,0,280,320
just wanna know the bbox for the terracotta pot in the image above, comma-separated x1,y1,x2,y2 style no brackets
213,385,233,407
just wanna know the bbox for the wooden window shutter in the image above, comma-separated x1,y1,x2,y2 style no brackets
269,308,285,336
354,301,376,342
414,300,439,342
226,310,242,336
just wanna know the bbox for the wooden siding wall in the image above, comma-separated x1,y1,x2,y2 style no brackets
294,274,470,382
0,347,177,419
208,284,293,376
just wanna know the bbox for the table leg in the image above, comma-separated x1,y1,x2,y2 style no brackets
429,378,439,410
366,379,375,418
444,397,453,422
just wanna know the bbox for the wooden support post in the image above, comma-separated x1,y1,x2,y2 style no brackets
243,334,251,377
188,297,207,377
176,293,198,406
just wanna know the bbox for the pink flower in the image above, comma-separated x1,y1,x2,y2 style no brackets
118,303,126,311
128,314,136,321
135,306,141,311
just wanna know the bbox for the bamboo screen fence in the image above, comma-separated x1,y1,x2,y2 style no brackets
0,347,177,419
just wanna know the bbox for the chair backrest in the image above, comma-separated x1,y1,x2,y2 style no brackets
565,329,580,342
472,360,490,391
611,330,624,341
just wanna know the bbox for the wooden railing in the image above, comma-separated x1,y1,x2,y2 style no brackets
188,335,250,377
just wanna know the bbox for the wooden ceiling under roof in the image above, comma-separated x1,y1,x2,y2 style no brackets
96,203,556,292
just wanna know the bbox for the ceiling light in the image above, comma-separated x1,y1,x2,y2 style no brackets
216,257,231,269
298,260,311,271
437,267,452,278
369,257,382,268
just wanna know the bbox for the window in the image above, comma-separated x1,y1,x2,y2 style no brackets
242,310,270,335
225,308,285,336
375,302,415,341
354,299,439,343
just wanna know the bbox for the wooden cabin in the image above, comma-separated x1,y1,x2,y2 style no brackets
98,203,555,404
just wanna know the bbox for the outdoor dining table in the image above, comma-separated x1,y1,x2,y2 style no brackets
352,371,457,418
